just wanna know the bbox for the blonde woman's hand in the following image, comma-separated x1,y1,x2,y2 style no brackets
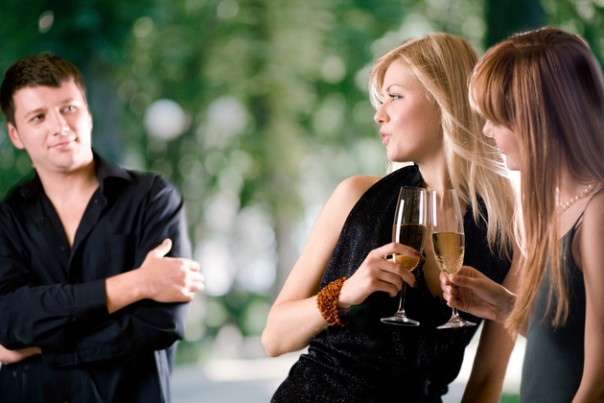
338,242,420,308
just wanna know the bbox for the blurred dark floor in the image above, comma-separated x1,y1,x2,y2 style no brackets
171,336,525,402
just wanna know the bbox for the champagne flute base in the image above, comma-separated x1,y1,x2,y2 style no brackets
437,314,476,329
380,313,420,326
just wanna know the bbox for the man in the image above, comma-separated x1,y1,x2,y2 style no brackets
0,53,204,402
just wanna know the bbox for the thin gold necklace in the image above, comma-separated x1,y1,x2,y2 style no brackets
555,182,599,214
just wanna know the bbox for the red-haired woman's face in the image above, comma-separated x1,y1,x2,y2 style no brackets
482,119,521,171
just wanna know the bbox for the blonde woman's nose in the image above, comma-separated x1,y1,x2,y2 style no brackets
374,105,388,125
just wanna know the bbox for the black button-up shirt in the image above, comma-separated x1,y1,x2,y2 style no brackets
0,154,191,402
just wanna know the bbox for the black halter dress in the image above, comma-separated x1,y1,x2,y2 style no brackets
272,165,511,403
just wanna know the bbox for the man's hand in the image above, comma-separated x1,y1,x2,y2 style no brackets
138,238,205,302
0,345,41,365
106,238,205,313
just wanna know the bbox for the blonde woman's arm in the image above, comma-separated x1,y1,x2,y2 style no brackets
261,176,376,356
262,175,418,356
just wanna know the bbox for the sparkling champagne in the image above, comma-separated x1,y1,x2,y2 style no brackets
392,224,426,272
431,232,464,274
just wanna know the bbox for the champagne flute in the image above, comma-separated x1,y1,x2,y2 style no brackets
381,186,427,326
429,189,476,329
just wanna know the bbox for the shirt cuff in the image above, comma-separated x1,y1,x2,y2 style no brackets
73,278,109,319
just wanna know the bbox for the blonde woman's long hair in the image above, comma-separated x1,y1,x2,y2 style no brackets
470,27,604,332
369,33,516,257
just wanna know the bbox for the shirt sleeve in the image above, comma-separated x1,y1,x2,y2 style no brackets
0,175,193,368
0,253,109,350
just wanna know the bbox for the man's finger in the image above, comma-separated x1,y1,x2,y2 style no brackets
152,238,173,258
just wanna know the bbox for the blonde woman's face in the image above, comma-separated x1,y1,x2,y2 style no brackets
373,60,442,164
482,119,521,171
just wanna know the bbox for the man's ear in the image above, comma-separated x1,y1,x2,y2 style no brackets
7,123,25,150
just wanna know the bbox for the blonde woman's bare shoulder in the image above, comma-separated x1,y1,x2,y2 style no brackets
321,175,383,219
334,175,382,201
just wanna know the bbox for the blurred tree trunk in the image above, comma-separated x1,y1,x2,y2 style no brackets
486,0,545,46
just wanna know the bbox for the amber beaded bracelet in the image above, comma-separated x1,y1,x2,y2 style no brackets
317,276,348,327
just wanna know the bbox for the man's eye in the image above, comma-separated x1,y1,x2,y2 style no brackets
64,105,77,113
30,114,44,123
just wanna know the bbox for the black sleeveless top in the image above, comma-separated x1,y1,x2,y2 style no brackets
521,216,586,402
272,165,511,403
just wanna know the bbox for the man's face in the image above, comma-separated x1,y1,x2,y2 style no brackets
7,79,94,176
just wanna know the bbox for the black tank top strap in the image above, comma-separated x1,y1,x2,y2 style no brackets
568,185,603,236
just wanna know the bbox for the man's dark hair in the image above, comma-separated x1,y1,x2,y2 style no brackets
0,53,87,125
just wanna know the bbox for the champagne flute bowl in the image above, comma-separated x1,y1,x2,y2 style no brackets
381,186,427,326
429,189,476,329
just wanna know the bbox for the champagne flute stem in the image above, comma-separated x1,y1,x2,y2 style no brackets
397,282,407,313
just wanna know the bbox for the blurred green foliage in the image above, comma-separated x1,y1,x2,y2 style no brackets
1,0,604,366
501,393,521,403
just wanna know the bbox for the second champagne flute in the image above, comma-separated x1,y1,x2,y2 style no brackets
381,186,427,326
429,189,476,329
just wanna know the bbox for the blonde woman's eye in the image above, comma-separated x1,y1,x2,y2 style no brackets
389,93,402,100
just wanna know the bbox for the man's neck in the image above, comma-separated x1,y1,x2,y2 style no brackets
38,160,99,205
38,160,100,246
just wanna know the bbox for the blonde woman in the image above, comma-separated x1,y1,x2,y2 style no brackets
263,33,517,402
442,27,604,402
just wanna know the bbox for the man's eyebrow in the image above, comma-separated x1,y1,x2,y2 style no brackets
22,106,46,119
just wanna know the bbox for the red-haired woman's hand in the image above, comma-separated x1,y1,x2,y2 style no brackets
440,265,515,323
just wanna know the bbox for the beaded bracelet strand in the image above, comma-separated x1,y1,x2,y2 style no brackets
317,276,348,327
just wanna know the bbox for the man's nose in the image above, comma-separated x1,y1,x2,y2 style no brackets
51,111,70,135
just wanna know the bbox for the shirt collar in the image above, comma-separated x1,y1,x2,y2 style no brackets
19,151,132,201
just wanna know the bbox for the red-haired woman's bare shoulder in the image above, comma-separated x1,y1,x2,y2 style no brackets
583,188,604,222
578,189,604,268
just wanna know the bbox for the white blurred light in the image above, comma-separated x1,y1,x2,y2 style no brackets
321,55,346,83
205,97,248,147
197,239,235,296
217,0,240,19
38,11,54,33
144,99,188,140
